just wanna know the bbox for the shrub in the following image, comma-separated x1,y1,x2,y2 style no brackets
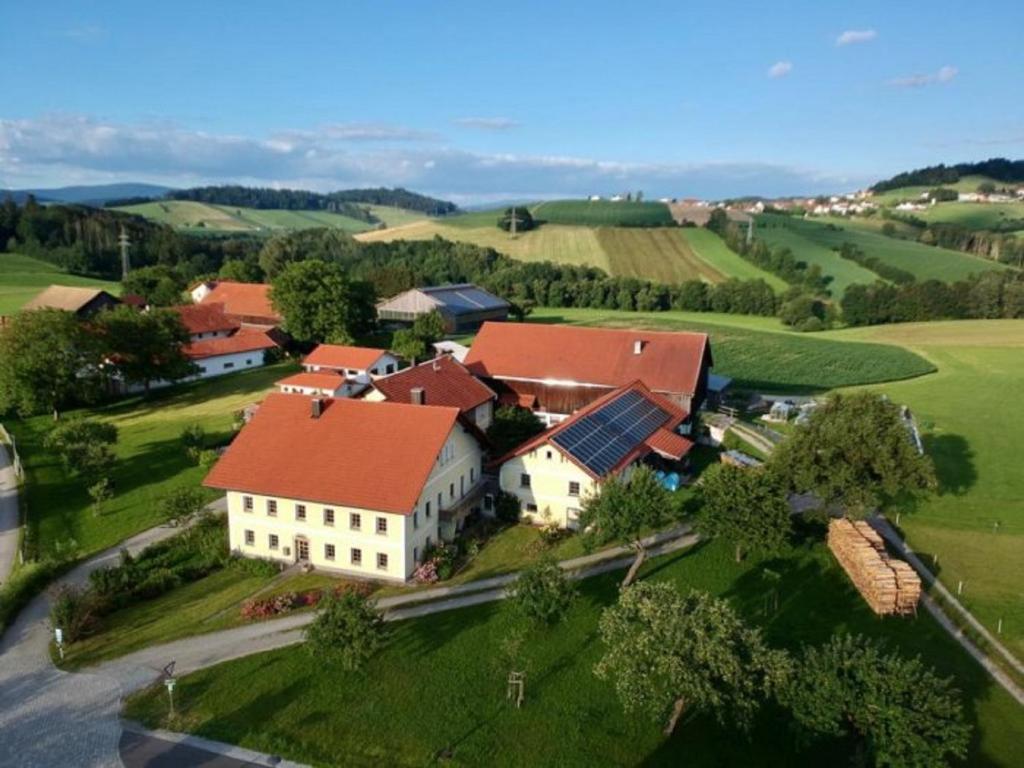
159,486,208,527
494,491,522,524
510,557,577,625
197,449,220,471
49,584,100,643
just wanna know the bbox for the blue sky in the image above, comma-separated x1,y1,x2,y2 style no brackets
2,0,1022,202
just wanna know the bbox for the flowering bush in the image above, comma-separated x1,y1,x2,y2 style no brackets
240,582,372,620
413,560,439,584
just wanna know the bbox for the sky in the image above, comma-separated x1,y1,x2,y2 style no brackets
2,0,1023,203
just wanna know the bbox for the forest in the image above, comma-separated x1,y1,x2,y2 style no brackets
871,157,1024,192
164,185,458,216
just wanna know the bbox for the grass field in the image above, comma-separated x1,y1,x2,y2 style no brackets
870,175,1003,205
358,221,784,287
913,202,1024,231
115,200,376,234
0,253,121,315
819,320,1024,659
532,199,675,227
124,536,1024,767
364,205,429,229
12,363,294,561
772,215,1009,282
529,307,936,392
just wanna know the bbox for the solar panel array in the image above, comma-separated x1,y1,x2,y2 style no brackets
551,390,671,475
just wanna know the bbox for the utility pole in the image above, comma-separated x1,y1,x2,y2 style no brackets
746,217,753,246
510,206,517,238
118,226,131,279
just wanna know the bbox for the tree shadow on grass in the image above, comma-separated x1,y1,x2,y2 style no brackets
387,599,504,660
926,433,977,496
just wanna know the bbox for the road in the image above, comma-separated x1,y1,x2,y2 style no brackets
0,442,20,586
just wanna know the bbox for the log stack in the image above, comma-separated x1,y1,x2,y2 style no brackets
827,519,921,616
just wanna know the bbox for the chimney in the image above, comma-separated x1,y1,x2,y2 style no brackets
633,339,644,355
410,387,426,405
311,397,324,419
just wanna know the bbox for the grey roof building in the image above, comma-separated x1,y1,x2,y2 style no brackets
376,283,509,333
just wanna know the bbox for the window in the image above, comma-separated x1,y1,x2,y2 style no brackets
386,363,395,374
377,552,388,571
224,362,235,370
413,511,419,529
245,358,252,365
199,366,207,374
437,492,442,509
376,517,388,535
351,548,362,565
295,504,307,521
267,499,277,517
525,503,538,513
460,476,465,497
568,481,580,497
324,508,335,526
269,534,279,550
520,473,531,488
325,543,336,560
425,501,432,518
470,467,475,484
242,495,253,512
546,450,552,460
449,482,455,500
426,535,432,549
369,367,378,375
350,512,361,531
244,529,255,545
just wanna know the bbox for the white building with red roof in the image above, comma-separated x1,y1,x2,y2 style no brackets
173,303,279,380
190,280,281,327
497,381,694,529
204,394,486,580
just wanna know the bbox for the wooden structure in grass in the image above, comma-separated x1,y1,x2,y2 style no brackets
828,519,921,616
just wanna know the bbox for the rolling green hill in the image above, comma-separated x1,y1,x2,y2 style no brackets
756,214,1010,295
532,199,674,227
114,200,381,234
0,253,121,315
912,201,1024,231
870,175,1005,204
357,219,785,288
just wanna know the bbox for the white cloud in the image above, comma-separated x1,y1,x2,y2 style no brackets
836,29,877,46
767,61,793,79
454,116,521,131
0,113,870,201
888,65,958,88
59,24,106,42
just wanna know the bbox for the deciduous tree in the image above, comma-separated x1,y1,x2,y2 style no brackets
93,306,196,392
304,590,386,671
44,417,118,477
770,392,936,517
782,634,970,767
486,406,545,456
698,464,792,562
510,557,577,626
596,583,789,736
270,259,376,344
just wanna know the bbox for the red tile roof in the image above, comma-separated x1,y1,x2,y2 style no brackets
501,381,689,479
276,372,347,391
204,393,463,514
370,356,495,414
174,303,240,335
465,322,710,396
304,344,390,371
645,427,694,461
184,327,279,360
198,281,280,324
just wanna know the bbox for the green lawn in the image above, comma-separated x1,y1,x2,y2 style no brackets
0,253,121,315
533,199,675,227
915,202,1024,232
364,205,428,229
870,175,1000,205
772,215,1009,282
679,228,789,290
124,536,1024,767
13,362,295,561
529,307,936,392
823,320,1024,659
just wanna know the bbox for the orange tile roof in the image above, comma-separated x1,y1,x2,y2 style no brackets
465,322,710,396
277,372,347,391
174,303,239,335
501,381,689,479
198,281,280,323
304,344,389,370
371,356,495,414
204,393,463,514
184,327,279,360
644,427,694,461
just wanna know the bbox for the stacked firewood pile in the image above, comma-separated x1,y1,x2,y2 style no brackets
828,519,921,616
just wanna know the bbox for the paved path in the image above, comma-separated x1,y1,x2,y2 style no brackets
97,528,700,694
120,721,308,768
0,442,20,586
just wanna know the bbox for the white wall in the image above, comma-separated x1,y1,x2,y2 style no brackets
194,349,267,379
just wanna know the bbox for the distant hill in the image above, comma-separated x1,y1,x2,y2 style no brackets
1,182,174,206
113,199,379,235
167,185,458,217
871,158,1024,193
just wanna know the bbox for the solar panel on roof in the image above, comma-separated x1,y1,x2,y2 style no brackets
551,389,671,476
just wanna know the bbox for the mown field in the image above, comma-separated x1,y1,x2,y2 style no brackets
115,200,376,234
358,221,785,287
0,253,121,315
870,175,1002,204
13,363,294,560
532,199,675,227
124,535,1023,767
821,320,1024,660
528,307,935,392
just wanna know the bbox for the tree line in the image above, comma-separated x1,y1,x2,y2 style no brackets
886,214,1024,266
164,185,459,216
870,157,1024,192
